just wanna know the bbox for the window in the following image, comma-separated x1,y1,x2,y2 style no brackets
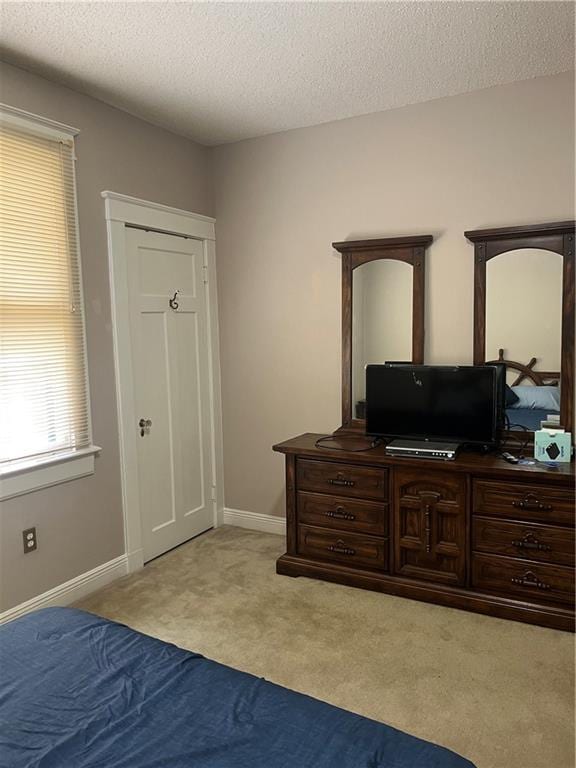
0,105,98,499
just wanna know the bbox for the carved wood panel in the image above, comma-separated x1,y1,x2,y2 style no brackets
393,469,466,585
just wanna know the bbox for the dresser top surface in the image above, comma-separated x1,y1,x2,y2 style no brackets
273,433,575,485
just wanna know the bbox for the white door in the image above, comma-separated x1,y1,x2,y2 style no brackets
127,228,214,562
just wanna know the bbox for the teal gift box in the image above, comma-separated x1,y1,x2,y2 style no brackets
534,430,573,463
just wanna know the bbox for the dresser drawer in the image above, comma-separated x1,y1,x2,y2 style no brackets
298,525,388,571
473,518,574,566
297,492,387,535
473,480,574,526
297,459,387,500
472,553,574,605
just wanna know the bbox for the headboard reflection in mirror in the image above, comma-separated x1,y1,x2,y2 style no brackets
466,221,575,438
487,349,560,433
333,234,433,432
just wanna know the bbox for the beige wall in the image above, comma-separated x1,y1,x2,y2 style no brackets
213,71,575,519
0,61,213,611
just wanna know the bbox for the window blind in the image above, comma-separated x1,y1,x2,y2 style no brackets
0,119,90,466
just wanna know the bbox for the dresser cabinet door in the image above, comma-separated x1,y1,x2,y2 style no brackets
393,469,466,585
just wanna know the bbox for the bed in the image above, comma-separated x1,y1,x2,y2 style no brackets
0,607,475,768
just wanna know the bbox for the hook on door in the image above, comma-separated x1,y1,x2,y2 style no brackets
169,291,180,310
139,418,152,436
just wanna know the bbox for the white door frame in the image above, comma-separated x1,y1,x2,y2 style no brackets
102,191,224,574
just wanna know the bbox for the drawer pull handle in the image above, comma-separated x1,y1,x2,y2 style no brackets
424,503,432,553
325,506,356,521
328,540,356,556
512,493,552,512
511,571,551,590
511,533,552,553
328,473,355,488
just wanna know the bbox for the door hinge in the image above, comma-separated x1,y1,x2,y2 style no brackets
211,484,217,502
202,265,209,285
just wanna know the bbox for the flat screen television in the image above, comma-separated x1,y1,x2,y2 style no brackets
365,364,501,446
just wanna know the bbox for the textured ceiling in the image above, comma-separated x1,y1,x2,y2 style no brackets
0,2,573,146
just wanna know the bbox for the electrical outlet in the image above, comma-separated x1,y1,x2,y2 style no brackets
22,527,37,554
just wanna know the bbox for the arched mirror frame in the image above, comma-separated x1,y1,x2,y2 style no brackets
333,234,434,433
465,220,575,436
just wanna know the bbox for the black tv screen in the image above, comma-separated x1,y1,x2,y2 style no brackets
365,364,498,445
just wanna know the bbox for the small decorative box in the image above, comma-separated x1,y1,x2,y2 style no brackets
534,430,573,463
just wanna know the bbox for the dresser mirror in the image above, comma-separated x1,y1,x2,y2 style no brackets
333,235,433,431
486,248,562,431
352,259,413,412
466,221,575,436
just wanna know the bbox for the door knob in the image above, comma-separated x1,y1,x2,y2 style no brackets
139,418,152,436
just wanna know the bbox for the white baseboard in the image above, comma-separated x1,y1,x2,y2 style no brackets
0,554,129,625
223,507,284,535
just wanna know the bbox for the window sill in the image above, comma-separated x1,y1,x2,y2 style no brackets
0,446,101,501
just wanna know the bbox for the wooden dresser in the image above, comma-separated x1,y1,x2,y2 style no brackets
274,433,575,631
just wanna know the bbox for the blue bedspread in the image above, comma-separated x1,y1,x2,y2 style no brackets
0,608,475,768
506,407,551,432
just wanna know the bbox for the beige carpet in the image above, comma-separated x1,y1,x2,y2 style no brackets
77,526,574,768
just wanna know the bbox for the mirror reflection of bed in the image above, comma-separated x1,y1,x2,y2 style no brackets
488,349,560,432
